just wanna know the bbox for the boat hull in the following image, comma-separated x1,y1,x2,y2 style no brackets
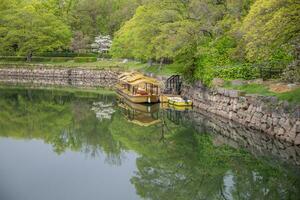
117,89,159,103
168,99,193,106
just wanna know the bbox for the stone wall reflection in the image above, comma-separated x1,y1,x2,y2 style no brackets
165,108,300,166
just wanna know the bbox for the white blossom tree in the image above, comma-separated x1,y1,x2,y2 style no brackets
91,35,112,53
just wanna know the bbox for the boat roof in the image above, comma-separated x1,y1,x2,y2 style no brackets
119,72,160,86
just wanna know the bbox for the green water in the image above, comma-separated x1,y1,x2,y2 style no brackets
0,87,299,200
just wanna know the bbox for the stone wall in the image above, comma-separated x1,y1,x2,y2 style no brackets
181,82,300,145
0,67,121,88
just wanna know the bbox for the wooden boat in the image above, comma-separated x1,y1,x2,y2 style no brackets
116,72,160,103
168,97,192,107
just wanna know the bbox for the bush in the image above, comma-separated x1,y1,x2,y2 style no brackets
38,52,98,57
193,63,260,86
214,64,260,80
50,57,73,62
0,56,26,62
74,57,97,63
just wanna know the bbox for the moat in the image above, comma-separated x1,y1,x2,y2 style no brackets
0,86,299,200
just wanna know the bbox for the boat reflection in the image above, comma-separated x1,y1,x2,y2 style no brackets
117,94,160,126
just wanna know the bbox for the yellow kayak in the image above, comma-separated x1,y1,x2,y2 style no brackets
168,97,192,106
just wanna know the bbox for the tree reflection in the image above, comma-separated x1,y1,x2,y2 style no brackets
0,88,124,162
0,87,299,199
109,107,300,200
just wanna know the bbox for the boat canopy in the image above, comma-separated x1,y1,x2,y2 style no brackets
119,72,160,86
130,78,159,86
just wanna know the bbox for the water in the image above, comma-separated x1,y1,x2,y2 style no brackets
0,87,299,200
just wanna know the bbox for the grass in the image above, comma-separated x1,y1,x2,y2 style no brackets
0,59,137,69
0,59,178,76
224,82,300,104
142,63,180,76
277,87,300,103
224,83,275,96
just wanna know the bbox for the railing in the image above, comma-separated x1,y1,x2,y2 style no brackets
259,67,284,80
164,75,182,94
255,61,288,80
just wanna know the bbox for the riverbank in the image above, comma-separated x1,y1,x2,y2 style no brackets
181,82,300,146
0,59,179,76
1,66,300,146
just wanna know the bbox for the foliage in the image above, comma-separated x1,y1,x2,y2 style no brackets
213,64,260,80
282,46,300,83
190,64,260,86
240,0,300,62
1,0,299,82
70,31,90,53
0,0,72,59
38,52,98,57
111,0,299,83
0,56,73,62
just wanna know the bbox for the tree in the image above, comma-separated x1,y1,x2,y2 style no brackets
110,0,190,61
70,31,90,53
240,0,300,62
0,2,71,60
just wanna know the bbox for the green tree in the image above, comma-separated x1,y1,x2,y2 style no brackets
240,0,300,62
0,1,71,59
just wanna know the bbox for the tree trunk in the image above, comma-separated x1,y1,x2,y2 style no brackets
159,58,164,71
148,59,153,66
26,51,32,62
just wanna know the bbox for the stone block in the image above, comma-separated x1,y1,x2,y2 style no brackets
227,90,246,98
231,79,246,86
272,117,279,125
296,121,300,133
278,117,286,128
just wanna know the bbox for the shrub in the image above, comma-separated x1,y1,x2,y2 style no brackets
38,52,98,57
74,57,97,63
214,64,260,80
0,56,26,62
194,63,260,86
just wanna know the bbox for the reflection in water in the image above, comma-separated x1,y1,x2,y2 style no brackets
117,95,160,127
91,101,115,121
0,87,299,200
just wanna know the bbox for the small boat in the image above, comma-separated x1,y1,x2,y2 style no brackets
168,97,192,106
116,72,160,104
168,104,193,111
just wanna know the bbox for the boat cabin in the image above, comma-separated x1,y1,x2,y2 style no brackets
117,72,160,103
